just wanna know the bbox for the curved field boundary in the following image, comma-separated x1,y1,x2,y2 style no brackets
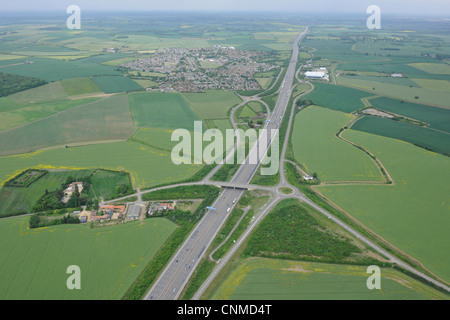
336,117,394,185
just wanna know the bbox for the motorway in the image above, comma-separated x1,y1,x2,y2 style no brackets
144,27,309,300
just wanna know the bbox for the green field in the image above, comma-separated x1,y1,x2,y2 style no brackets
0,95,134,156
317,130,450,283
55,37,129,52
369,97,450,133
181,90,241,120
133,79,158,89
412,78,450,92
303,82,373,112
205,119,233,132
130,127,179,153
291,106,383,182
0,54,26,60
352,40,450,58
236,105,257,120
116,35,210,51
129,91,202,131
92,76,143,93
302,38,372,62
409,63,450,75
0,97,99,132
60,77,102,96
255,77,273,90
209,258,447,300
246,101,266,113
339,75,419,87
0,57,121,81
337,57,435,78
236,101,266,122
0,141,203,190
88,169,133,201
0,216,176,299
131,119,232,165
0,169,93,216
9,81,68,103
351,116,450,156
338,76,450,107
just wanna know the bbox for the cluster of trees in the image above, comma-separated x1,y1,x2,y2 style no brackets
244,203,360,263
295,99,312,108
32,175,98,212
247,119,263,128
115,183,131,197
29,211,80,229
0,72,47,97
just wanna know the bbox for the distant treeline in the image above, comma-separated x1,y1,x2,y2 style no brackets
0,72,47,97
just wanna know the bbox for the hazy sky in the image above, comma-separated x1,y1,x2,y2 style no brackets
1,0,449,15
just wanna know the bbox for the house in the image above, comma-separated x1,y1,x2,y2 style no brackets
148,201,176,215
99,205,125,214
67,182,83,193
62,182,84,203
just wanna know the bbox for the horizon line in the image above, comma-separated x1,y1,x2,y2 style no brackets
0,9,449,17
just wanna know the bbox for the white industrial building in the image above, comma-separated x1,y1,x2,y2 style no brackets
305,71,326,78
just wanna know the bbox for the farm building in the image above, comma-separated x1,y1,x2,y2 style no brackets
99,205,125,214
126,204,143,220
91,214,108,222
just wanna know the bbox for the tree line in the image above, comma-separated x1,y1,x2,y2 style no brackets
0,72,47,97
